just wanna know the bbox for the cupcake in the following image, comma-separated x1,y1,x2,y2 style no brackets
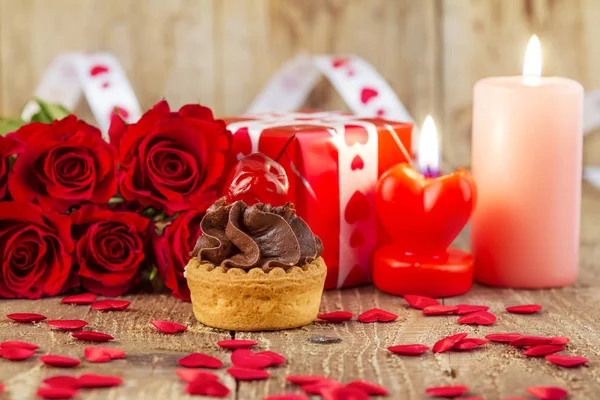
185,153,327,331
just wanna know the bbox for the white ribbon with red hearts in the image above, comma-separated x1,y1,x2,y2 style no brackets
584,90,600,189
248,54,419,149
22,52,141,139
227,111,410,288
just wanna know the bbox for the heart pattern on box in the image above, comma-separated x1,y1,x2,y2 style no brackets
344,191,370,224
344,125,369,146
351,155,364,170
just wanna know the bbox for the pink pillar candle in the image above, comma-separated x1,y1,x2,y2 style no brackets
471,74,583,288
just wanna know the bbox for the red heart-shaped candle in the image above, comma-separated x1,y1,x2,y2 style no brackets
376,163,476,256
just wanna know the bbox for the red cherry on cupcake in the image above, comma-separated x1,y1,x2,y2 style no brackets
224,153,289,206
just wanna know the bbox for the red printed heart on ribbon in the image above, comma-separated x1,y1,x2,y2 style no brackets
331,58,351,69
350,155,364,170
344,125,369,146
344,191,370,224
110,106,130,120
360,87,378,104
89,64,110,77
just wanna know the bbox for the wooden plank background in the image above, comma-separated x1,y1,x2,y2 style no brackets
0,0,599,167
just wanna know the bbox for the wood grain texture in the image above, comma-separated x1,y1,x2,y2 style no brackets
442,0,600,168
0,0,439,148
1,0,599,167
1,184,599,399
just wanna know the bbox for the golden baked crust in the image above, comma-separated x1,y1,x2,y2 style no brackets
186,257,327,331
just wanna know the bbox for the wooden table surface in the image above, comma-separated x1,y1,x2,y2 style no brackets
1,183,600,400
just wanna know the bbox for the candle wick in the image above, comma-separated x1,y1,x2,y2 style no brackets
422,165,438,178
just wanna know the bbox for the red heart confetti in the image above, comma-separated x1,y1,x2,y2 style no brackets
350,155,364,170
84,346,126,363
40,355,81,368
7,313,47,322
301,380,342,395
218,339,258,349
432,333,468,353
0,383,4,395
72,331,114,342
47,320,88,331
176,369,220,383
457,311,497,325
178,352,223,369
318,311,354,323
425,385,469,398
545,353,589,367
257,350,286,366
323,386,370,400
484,333,523,343
36,386,78,400
387,344,429,356
263,394,309,400
453,338,488,351
523,345,565,357
151,320,187,334
90,299,131,311
227,366,270,381
346,380,389,396
423,305,458,316
43,376,80,388
455,304,490,315
357,308,398,323
1,340,39,350
186,379,230,397
509,336,552,347
506,304,543,314
78,373,123,388
549,336,570,346
1,347,36,361
526,386,569,400
286,375,331,385
61,293,98,305
231,349,272,369
404,295,440,310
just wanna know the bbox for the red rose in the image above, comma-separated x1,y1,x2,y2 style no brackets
0,201,74,299
111,100,233,214
8,116,118,212
70,205,149,296
152,208,204,301
0,136,23,200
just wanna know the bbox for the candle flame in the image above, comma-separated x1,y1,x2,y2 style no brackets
418,115,439,176
523,35,542,77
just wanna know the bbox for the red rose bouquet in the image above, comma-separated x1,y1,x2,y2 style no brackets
0,99,234,300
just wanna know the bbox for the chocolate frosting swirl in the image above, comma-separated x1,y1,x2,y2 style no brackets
191,198,323,271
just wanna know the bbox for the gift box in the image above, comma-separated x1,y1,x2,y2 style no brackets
225,112,412,289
